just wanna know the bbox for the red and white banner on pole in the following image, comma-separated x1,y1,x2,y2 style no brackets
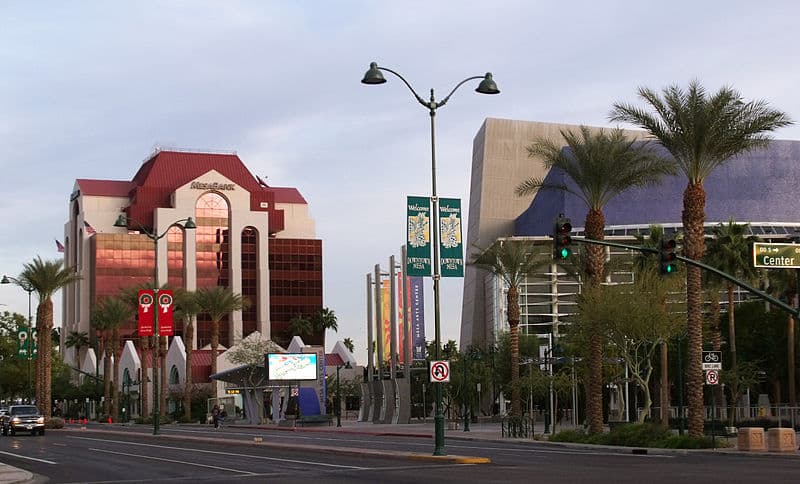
158,290,174,336
137,290,154,336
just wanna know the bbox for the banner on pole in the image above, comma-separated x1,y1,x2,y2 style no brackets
158,290,174,336
406,196,432,277
439,198,463,277
410,276,426,360
17,328,31,359
138,289,154,336
381,282,392,363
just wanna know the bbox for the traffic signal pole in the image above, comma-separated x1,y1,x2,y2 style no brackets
570,237,800,318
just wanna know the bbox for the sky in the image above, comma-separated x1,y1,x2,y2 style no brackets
2,1,800,364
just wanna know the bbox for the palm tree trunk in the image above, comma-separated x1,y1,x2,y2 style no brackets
660,342,669,428
683,181,706,438
211,320,220,378
507,286,521,417
585,208,606,434
727,284,737,370
35,305,44,408
184,320,194,421
112,330,121,422
104,345,112,417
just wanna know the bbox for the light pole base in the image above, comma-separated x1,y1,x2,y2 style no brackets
433,413,447,455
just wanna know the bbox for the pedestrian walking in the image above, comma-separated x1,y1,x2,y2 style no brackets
211,404,220,430
219,406,228,429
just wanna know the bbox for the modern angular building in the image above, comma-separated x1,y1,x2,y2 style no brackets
461,118,800,349
61,149,323,368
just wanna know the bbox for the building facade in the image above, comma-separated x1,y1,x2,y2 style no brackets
461,118,800,349
61,149,322,367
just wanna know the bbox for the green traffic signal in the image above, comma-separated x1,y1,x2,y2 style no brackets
553,215,573,260
560,247,570,259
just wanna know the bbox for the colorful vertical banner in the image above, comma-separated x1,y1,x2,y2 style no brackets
16,328,36,359
381,282,392,363
397,273,411,365
406,196,432,277
137,289,154,336
409,276,426,360
157,290,174,336
438,198,464,277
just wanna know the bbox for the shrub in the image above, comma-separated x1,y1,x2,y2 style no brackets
549,429,593,443
597,423,670,447
659,434,725,449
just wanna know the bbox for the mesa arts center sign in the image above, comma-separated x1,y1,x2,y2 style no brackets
190,181,235,191
753,242,800,269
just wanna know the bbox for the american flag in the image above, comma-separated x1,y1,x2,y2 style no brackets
55,239,65,253
84,221,96,235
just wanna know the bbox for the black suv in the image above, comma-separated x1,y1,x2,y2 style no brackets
1,405,45,436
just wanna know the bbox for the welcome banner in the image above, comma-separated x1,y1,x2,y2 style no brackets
406,196,431,277
438,198,464,277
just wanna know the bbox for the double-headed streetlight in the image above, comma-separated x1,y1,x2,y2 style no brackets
361,62,499,456
2,275,35,402
114,213,196,435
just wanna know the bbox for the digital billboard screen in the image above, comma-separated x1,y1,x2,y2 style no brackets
266,353,318,381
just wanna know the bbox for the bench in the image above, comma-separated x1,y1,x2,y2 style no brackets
297,414,333,427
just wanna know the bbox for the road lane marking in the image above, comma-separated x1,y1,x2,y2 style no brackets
0,450,56,464
88,448,257,475
70,436,368,470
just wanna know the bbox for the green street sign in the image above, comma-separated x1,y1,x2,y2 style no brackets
753,242,800,268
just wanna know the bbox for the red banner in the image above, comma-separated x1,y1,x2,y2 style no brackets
157,290,174,336
137,290,154,336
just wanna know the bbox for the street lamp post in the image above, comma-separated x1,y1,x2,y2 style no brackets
336,361,352,427
114,213,196,435
362,61,499,456
2,275,35,403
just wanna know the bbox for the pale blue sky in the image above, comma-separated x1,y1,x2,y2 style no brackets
2,1,799,363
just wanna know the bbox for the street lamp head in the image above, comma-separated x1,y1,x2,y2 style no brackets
361,62,386,85
113,214,128,228
183,217,197,230
475,73,500,95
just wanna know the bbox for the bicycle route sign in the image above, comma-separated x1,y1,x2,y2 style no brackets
702,350,722,370
429,360,450,383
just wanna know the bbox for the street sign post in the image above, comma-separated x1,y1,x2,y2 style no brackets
753,242,800,268
702,351,722,370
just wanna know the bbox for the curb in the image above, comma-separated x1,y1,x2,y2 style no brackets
61,427,492,464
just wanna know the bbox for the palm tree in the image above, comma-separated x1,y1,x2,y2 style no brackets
705,220,759,370
289,307,339,348
197,286,248,377
766,267,799,407
18,256,81,417
90,306,111,417
517,126,673,433
97,297,133,421
611,81,791,436
65,330,90,366
342,338,355,353
470,239,549,417
174,289,202,421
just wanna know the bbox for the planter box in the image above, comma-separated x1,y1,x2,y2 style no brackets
767,428,797,453
736,427,766,451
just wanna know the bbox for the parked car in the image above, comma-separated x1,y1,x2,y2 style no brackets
1,405,45,436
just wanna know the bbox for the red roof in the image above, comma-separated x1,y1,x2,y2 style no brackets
76,179,135,197
190,350,213,382
271,186,307,204
325,353,345,367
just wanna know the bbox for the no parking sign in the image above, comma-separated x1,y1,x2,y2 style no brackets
429,360,450,383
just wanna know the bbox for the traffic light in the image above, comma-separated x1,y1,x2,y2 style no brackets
553,216,572,260
659,238,677,275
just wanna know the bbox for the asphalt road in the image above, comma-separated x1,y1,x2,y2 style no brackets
0,424,798,483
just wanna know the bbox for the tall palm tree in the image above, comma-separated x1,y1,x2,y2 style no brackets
611,81,791,436
470,239,549,417
342,337,355,353
18,256,81,417
517,126,673,433
90,306,112,417
91,296,132,420
766,267,799,407
197,286,248,377
705,220,758,370
289,307,339,347
174,289,202,421
65,330,90,366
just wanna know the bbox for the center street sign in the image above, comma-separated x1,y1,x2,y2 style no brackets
753,242,800,268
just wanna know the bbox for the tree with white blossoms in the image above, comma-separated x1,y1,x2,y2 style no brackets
225,335,285,423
